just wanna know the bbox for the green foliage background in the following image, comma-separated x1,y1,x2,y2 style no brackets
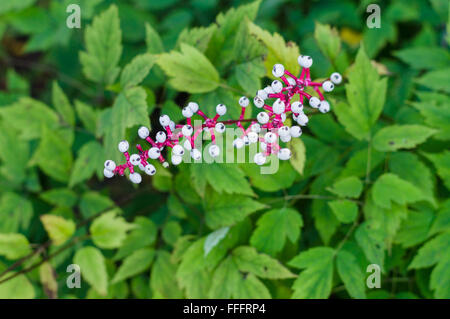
0,0,449,299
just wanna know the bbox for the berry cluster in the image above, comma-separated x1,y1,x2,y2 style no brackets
104,55,342,183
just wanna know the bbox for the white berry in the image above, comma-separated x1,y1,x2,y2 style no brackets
319,100,330,113
291,101,303,114
260,142,267,152
183,139,192,151
138,126,150,139
288,77,296,86
290,126,302,138
187,102,199,113
278,148,291,160
322,80,334,92
130,154,141,166
191,148,202,160
330,72,342,84
271,80,283,93
209,145,220,158
251,123,261,133
216,104,227,116
159,115,170,127
156,131,167,143
118,140,129,153
239,96,249,107
104,160,116,171
272,99,285,114
172,144,184,156
182,125,193,137
298,55,313,68
103,168,114,178
297,113,309,126
171,155,182,165
272,63,285,77
281,113,287,122
309,96,321,108
280,134,291,143
247,132,258,144
253,96,264,108
254,153,266,165
129,172,142,184
264,132,277,144
257,89,268,100
278,126,290,137
144,164,156,176
243,135,250,146
264,86,274,94
148,147,161,159
233,138,244,149
257,112,269,124
182,107,193,118
215,122,226,134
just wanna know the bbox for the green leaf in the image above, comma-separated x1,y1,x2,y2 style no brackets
52,81,75,126
120,53,156,89
40,214,75,246
204,192,266,229
242,160,297,192
389,152,436,207
79,191,114,218
422,151,450,191
69,141,104,187
336,250,366,299
30,126,73,183
73,246,108,295
90,210,135,249
80,5,122,85
114,217,157,260
289,138,306,175
409,232,450,269
394,47,450,70
40,188,77,208
157,43,220,93
0,121,29,185
162,221,182,246
373,125,436,152
232,246,296,279
314,22,341,61
372,173,425,209
0,97,58,140
145,23,164,54
328,200,358,224
395,208,434,248
415,67,450,93
334,46,387,140
151,251,183,298
0,233,31,259
190,163,254,197
250,207,303,256
355,222,385,269
176,25,217,53
112,248,155,283
75,100,97,134
430,254,450,298
247,20,300,79
0,192,33,233
204,227,229,257
412,101,450,141
430,200,450,235
39,262,58,298
328,176,363,198
0,272,35,299
289,247,335,299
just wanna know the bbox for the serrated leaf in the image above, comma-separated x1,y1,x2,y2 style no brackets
247,20,300,79
373,125,436,152
90,211,135,249
112,248,155,283
145,23,164,54
314,22,341,61
328,176,363,198
0,192,33,233
0,121,29,185
120,53,156,89
75,100,97,133
162,221,182,246
409,232,450,269
336,250,366,299
394,47,450,70
0,97,58,140
40,188,77,208
289,247,334,299
335,46,387,140
328,200,358,224
395,208,434,248
176,25,217,53
289,138,306,175
151,251,183,298
0,233,31,260
372,173,425,209
73,246,108,295
69,141,104,187
415,67,450,93
52,81,75,126
79,191,114,218
430,254,450,298
204,192,266,229
232,246,296,279
430,200,450,235
250,208,303,256
40,215,75,246
355,222,385,269
422,151,450,191
30,126,73,183
412,101,450,141
204,227,229,257
157,43,220,93
80,5,122,85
